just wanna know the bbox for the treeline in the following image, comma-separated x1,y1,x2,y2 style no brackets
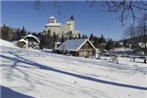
0,24,57,49
89,34,122,51
1,24,28,41
39,31,89,49
0,25,89,49
1,24,122,50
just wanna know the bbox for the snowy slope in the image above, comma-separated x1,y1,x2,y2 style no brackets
0,39,18,48
0,39,147,98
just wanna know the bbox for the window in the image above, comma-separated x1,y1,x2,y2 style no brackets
80,51,84,56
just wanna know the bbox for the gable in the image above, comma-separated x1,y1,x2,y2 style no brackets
77,39,96,51
80,41,94,49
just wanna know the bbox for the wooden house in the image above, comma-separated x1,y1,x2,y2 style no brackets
56,39,96,58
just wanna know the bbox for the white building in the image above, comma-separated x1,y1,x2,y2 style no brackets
44,15,80,38
16,34,40,49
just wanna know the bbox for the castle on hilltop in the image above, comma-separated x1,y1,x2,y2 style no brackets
44,15,80,38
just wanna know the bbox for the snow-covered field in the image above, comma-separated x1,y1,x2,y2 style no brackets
0,39,147,98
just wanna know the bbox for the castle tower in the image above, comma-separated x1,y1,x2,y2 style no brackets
48,16,56,23
69,15,75,34
44,16,61,36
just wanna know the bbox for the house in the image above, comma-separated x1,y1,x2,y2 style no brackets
16,34,40,49
56,39,96,58
16,39,28,48
24,34,40,49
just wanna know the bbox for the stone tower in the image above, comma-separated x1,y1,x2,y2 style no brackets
69,15,75,34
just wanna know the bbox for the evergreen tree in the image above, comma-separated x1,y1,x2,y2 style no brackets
78,33,81,39
39,34,46,49
61,34,64,42
82,34,88,39
105,39,114,50
93,37,98,48
1,24,9,41
123,40,128,47
99,35,106,43
51,32,57,48
16,28,22,40
32,32,37,36
89,33,94,41
85,35,88,39
53,32,57,41
114,41,121,48
82,35,85,39
20,26,27,37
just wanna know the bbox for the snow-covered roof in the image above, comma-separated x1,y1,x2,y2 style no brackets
49,16,55,19
24,34,40,43
45,23,61,27
18,39,28,44
57,39,96,51
57,39,86,51
66,22,70,24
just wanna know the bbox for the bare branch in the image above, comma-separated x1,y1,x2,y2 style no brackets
35,0,147,25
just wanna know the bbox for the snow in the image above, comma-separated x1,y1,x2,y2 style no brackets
49,16,55,19
108,47,133,55
66,22,70,24
18,39,28,44
0,39,147,98
111,47,133,52
0,39,18,48
139,42,147,48
24,34,40,43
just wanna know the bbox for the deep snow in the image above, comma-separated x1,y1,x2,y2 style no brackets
0,39,147,98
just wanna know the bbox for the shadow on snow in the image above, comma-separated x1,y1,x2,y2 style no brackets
1,85,33,98
0,51,147,91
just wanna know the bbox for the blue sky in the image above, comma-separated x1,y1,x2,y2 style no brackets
1,1,140,40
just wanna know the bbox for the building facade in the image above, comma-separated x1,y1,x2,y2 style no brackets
44,15,80,38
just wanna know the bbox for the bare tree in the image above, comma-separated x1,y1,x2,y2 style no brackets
138,13,147,55
123,24,137,39
100,1,147,25
123,13,147,55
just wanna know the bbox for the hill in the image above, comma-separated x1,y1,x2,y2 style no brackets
120,35,147,45
0,39,147,98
